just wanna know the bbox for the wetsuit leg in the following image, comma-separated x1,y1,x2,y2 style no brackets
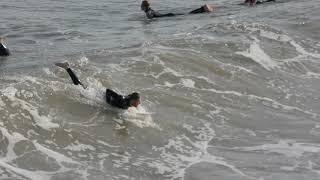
66,68,82,85
153,12,176,18
189,6,205,14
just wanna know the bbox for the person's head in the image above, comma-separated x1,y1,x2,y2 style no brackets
141,0,150,12
129,92,140,107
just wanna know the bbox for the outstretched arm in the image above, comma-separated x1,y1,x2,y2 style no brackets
189,4,214,14
55,62,87,89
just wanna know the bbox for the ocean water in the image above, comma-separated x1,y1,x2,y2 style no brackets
1,0,320,179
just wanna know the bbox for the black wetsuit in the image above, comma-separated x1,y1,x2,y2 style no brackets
256,0,275,4
106,89,131,109
66,68,83,86
65,68,131,109
145,8,175,19
0,43,10,56
189,6,206,14
144,6,207,19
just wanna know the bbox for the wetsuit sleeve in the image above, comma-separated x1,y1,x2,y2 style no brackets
189,6,205,14
66,68,82,85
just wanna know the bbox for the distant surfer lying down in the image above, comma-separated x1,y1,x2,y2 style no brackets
242,0,275,6
55,62,141,109
141,0,215,19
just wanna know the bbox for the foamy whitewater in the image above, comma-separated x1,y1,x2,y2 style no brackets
1,0,320,179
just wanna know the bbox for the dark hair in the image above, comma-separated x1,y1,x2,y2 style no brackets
129,92,140,100
141,0,150,11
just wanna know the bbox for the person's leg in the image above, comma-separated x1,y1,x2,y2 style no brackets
160,13,176,17
66,68,82,85
55,62,87,89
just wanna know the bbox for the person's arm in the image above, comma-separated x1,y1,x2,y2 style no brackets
189,4,214,14
189,6,205,14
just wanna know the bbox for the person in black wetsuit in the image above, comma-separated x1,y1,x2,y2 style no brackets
141,0,215,19
55,62,141,109
243,0,275,6
0,37,10,56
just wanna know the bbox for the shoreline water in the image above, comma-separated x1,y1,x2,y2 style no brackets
1,0,320,179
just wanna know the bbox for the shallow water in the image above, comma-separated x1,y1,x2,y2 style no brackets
1,0,320,179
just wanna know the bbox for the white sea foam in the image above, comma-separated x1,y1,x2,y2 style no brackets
33,142,80,165
2,87,59,130
78,85,107,107
43,67,55,76
79,56,89,66
259,30,291,42
64,142,96,152
236,37,277,71
164,81,176,88
303,72,320,79
122,106,160,129
234,140,320,158
197,86,318,118
147,122,248,179
0,161,49,180
181,78,195,88
0,127,80,180
0,127,26,160
97,140,119,148
250,27,320,59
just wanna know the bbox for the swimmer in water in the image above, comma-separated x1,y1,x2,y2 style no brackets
55,62,141,109
0,37,10,56
141,0,215,19
243,0,275,6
